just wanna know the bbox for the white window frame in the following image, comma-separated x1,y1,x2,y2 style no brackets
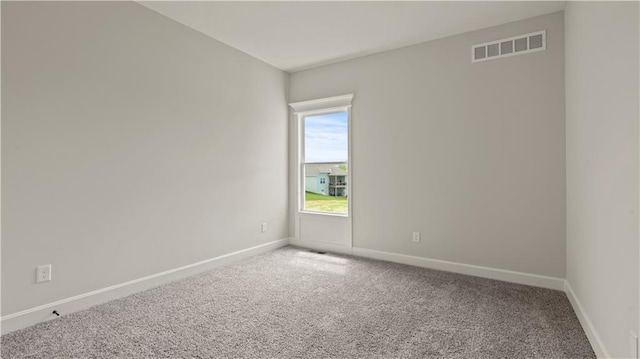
289,94,353,217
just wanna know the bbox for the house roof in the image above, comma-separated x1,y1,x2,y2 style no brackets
328,167,348,176
305,164,347,177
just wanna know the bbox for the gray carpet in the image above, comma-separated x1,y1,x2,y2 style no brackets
2,246,595,358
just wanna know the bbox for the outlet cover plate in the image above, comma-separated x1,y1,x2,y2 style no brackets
36,264,51,283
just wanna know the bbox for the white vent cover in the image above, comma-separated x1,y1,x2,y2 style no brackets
472,30,546,63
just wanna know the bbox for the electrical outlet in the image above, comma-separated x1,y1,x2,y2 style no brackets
261,222,267,233
412,232,420,243
36,264,51,283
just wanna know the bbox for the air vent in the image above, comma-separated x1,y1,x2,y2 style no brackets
472,30,546,63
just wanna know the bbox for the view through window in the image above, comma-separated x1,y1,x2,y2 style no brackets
303,111,348,214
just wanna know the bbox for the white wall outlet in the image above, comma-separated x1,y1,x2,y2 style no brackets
261,222,267,233
36,264,51,283
631,331,638,359
412,232,420,243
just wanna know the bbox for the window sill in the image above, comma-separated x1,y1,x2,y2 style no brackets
299,210,349,218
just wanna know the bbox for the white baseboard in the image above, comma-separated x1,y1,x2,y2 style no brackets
1,238,290,335
564,281,610,358
351,247,565,290
289,238,353,255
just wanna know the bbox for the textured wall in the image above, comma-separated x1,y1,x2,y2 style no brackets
2,1,289,315
290,12,566,278
565,2,639,357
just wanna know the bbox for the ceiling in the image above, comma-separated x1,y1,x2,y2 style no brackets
139,1,565,73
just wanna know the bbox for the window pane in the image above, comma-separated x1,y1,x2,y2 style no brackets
304,163,348,214
304,112,348,163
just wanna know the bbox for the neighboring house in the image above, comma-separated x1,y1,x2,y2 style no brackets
305,165,348,197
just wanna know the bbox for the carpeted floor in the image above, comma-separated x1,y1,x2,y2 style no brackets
2,246,595,358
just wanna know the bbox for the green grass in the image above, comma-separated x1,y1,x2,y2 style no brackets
305,192,347,214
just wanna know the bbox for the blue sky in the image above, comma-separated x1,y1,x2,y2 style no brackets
305,112,348,163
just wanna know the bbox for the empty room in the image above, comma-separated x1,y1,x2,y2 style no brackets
1,1,639,358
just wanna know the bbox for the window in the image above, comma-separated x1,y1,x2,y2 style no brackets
302,112,349,214
290,94,353,216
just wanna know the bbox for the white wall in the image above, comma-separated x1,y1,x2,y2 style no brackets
290,12,566,278
565,2,639,358
1,2,289,316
